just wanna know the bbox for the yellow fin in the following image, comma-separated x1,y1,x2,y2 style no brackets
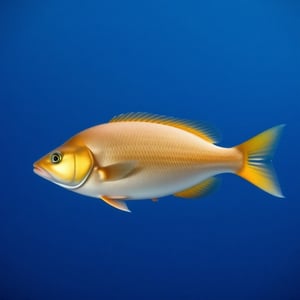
97,161,137,181
236,125,285,198
174,177,219,199
110,112,220,143
100,196,131,212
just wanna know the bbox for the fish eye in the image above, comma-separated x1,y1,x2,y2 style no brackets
50,152,63,164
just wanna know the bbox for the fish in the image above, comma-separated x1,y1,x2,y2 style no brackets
33,113,285,212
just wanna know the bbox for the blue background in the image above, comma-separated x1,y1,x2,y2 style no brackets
1,0,300,299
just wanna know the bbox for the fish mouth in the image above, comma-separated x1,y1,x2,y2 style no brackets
33,165,52,180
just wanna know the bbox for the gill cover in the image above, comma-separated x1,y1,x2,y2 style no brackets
39,146,94,188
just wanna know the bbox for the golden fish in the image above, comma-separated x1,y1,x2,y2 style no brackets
33,113,285,212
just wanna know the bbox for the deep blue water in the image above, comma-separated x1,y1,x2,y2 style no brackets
1,1,300,299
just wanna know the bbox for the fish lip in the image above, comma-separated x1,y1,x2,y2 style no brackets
33,165,52,180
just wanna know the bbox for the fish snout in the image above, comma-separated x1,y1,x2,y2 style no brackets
33,163,52,180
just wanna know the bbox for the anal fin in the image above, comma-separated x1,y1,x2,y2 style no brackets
174,177,219,199
100,196,131,212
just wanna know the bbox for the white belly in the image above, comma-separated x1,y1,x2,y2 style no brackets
74,164,232,200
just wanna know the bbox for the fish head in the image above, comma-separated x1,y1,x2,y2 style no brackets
33,144,94,189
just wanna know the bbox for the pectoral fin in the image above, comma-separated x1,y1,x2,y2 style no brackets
97,161,137,181
100,196,131,212
174,177,219,199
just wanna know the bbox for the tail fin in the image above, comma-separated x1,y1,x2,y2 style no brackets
236,125,285,198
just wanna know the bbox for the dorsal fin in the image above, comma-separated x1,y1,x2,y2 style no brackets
110,112,220,144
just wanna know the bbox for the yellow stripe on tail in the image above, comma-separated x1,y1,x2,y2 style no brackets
236,125,285,198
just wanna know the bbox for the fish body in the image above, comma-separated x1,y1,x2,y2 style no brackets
33,113,284,212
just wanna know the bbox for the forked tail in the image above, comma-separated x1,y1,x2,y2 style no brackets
236,125,285,197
